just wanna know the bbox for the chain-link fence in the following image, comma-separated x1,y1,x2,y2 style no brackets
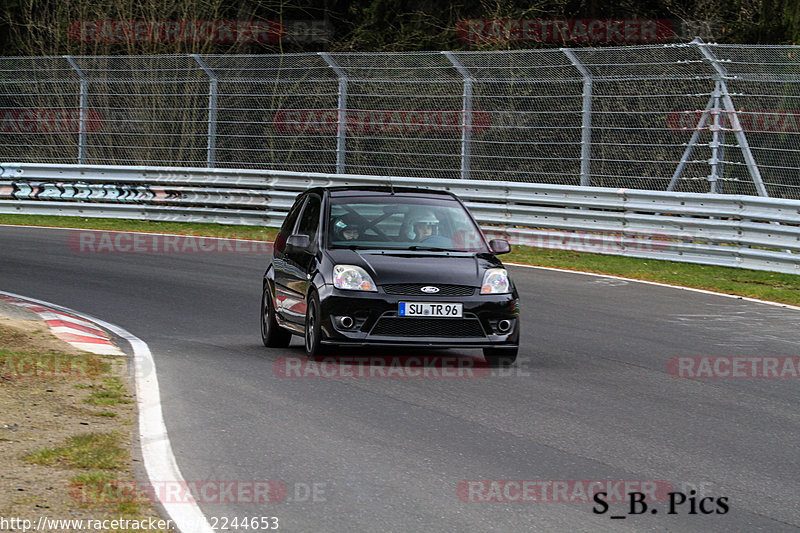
1,41,800,198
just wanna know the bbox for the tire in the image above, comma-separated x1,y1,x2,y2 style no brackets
304,291,329,358
482,346,518,367
261,284,291,348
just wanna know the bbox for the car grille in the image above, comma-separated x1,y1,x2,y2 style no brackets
370,317,485,338
381,284,475,296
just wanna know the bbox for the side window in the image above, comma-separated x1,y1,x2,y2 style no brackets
281,196,306,235
274,196,306,253
297,195,321,243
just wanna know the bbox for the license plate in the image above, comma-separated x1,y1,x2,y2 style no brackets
399,302,463,318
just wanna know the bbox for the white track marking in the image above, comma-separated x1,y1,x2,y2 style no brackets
0,290,214,533
505,262,800,313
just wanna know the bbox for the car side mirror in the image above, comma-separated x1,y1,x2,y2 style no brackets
489,239,511,254
287,234,311,250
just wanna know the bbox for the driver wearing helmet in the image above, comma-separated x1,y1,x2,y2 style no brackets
409,210,439,241
333,213,363,241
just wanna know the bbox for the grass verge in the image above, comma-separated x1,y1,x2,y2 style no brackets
24,432,127,469
0,213,278,241
1,213,798,306
506,247,800,306
0,317,173,531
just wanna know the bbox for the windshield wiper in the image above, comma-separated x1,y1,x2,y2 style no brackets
407,246,451,252
332,244,377,250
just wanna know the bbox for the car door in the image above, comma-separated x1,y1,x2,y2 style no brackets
277,193,322,325
273,194,307,324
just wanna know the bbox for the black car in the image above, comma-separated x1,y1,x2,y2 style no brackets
261,186,520,366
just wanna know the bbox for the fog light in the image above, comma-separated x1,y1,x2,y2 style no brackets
337,316,354,329
497,319,512,333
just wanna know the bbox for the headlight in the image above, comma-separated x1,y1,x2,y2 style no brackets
333,264,377,291
481,268,510,294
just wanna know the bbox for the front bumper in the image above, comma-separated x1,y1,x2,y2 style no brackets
317,284,520,348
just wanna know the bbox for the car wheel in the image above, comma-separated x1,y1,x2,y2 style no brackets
304,291,329,358
261,284,291,348
482,346,518,367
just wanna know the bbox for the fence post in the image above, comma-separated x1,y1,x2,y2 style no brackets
64,56,88,164
694,39,769,196
191,55,218,168
319,52,347,174
442,51,473,180
708,82,723,194
191,54,218,168
563,49,592,187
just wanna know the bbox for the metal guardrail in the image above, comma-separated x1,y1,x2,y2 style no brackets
1,163,798,274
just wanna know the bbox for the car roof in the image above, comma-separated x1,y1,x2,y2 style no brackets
306,186,458,199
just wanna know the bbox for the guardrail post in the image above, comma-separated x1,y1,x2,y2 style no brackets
64,56,88,164
191,55,218,168
694,39,769,197
563,49,592,187
443,52,474,180
319,52,348,174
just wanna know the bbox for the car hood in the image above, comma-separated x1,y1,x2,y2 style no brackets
326,249,502,286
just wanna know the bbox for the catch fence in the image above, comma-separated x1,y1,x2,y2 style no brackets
1,40,800,198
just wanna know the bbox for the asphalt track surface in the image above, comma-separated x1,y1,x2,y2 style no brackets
1,226,798,532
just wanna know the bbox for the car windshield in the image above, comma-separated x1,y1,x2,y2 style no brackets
328,195,490,253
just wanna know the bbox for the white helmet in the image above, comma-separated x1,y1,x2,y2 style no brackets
408,210,439,239
410,211,439,226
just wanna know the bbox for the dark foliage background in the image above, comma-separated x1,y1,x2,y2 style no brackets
0,0,797,56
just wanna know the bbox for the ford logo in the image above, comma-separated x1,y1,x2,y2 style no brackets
420,286,440,293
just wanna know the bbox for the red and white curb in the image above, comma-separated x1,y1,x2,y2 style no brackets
0,290,214,533
0,294,124,355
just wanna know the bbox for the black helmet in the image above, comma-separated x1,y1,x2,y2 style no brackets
333,213,363,238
